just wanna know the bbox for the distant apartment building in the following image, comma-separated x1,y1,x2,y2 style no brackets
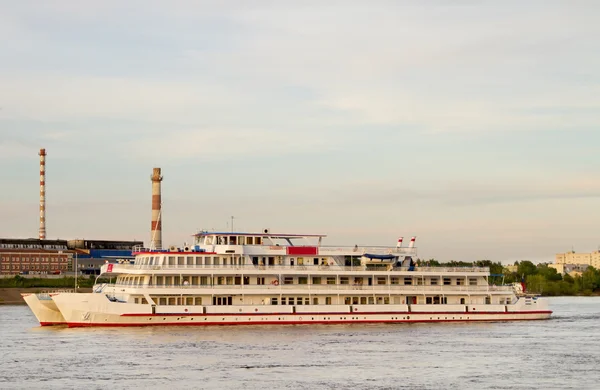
549,263,589,275
555,251,600,269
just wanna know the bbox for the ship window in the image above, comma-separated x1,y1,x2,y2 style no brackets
177,256,184,265
257,277,265,285
168,256,175,266
284,277,293,285
256,237,262,245
404,278,412,285
456,279,464,285
443,278,451,285
327,277,336,285
226,277,234,285
312,277,322,285
460,298,466,304
204,257,212,266
298,277,308,284
391,277,400,285
186,297,194,305
384,297,390,304
268,257,275,265
168,297,176,305
426,297,433,304
305,297,310,305
352,297,359,304
485,296,491,304
213,257,220,266
159,297,167,305
340,277,349,285
281,297,287,305
195,297,202,305
134,298,139,304
217,277,225,285
430,278,438,285
376,277,386,285
141,298,148,304
229,236,237,245
360,297,367,304
368,297,374,304
344,297,351,304
433,296,440,304
296,297,303,305
187,256,194,265
442,297,447,304
313,297,318,305
314,258,319,265
469,278,477,286
200,276,208,285
252,257,259,265
271,298,278,305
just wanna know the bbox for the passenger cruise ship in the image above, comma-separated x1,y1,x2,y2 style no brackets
23,231,552,327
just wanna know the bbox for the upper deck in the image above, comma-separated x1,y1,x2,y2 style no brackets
188,231,417,257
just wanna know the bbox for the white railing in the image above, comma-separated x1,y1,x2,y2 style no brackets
102,264,489,273
105,283,512,292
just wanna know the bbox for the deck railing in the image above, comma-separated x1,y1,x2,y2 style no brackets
101,283,512,292
102,264,489,273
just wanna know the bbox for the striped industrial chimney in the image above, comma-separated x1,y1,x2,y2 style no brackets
150,168,163,249
39,148,46,240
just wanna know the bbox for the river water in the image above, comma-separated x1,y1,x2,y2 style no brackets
0,297,598,390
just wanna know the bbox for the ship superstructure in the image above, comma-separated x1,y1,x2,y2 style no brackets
23,232,552,327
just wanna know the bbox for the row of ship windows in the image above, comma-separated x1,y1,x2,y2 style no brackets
132,296,508,306
118,276,481,286
136,256,327,266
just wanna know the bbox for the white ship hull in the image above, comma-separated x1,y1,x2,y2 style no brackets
21,293,66,326
51,292,551,328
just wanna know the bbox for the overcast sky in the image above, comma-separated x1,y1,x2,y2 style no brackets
1,1,599,263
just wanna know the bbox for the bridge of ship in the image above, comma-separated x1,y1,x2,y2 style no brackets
193,231,417,257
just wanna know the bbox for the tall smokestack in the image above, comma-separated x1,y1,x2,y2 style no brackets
150,168,163,249
39,149,46,240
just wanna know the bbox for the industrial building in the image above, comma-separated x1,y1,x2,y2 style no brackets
0,238,142,276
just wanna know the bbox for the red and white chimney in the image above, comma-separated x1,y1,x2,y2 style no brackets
39,148,46,240
150,168,163,249
396,237,403,247
408,236,417,248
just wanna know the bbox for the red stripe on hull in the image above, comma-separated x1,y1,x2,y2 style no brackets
40,322,66,326
121,310,552,317
66,316,551,328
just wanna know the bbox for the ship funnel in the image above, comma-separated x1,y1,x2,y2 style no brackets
396,237,403,247
408,236,417,248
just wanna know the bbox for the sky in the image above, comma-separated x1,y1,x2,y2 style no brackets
1,1,599,264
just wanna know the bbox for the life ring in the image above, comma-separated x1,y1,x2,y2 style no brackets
272,280,279,286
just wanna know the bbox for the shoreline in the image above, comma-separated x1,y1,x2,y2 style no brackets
0,288,92,305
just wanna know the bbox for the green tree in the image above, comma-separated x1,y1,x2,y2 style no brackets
518,261,537,277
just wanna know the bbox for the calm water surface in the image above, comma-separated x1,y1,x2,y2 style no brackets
1,297,599,390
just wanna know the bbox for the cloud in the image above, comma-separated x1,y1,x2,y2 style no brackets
129,128,340,162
